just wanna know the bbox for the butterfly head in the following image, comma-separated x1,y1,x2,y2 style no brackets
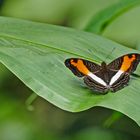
101,61,107,68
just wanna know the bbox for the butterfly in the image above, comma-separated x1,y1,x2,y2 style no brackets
64,53,140,94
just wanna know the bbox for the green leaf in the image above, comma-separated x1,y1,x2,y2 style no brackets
85,0,140,34
0,17,140,126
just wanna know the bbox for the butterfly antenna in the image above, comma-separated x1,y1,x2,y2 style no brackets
105,47,116,62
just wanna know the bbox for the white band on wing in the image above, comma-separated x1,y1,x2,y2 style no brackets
109,70,124,86
88,72,107,86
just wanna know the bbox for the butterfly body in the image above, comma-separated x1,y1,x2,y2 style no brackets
64,53,140,94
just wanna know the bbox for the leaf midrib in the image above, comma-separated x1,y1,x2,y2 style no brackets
0,34,101,63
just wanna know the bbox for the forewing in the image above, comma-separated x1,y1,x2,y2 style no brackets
128,54,140,73
107,56,123,71
107,53,140,74
64,58,101,77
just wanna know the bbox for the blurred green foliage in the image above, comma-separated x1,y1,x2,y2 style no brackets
0,0,140,140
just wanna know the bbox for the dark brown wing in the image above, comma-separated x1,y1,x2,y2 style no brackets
110,73,130,92
64,58,101,77
84,76,108,94
107,55,123,71
107,53,140,74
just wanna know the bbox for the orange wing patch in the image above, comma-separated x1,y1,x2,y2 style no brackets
70,59,90,75
120,55,136,72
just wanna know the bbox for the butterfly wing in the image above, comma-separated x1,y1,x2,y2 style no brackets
84,76,108,94
107,53,140,92
64,58,101,77
110,73,130,92
65,58,109,93
107,53,140,73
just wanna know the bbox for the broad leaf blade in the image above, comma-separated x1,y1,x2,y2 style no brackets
85,0,140,34
0,17,140,126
